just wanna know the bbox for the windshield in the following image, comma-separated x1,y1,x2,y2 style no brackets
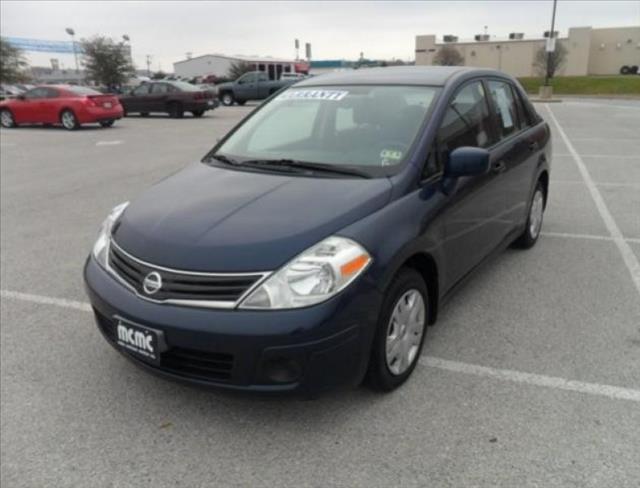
214,85,439,170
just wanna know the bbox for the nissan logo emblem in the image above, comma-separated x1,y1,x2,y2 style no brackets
142,271,162,295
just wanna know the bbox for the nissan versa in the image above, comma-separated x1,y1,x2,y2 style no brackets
84,66,550,394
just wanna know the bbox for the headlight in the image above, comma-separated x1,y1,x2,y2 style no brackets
92,202,129,268
240,236,371,309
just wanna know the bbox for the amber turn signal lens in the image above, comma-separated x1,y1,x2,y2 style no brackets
340,254,370,276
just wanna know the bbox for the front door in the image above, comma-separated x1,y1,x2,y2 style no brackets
12,87,48,123
127,84,152,113
437,80,506,289
235,73,258,101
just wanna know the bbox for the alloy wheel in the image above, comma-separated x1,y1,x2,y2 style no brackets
1,110,14,128
61,111,77,130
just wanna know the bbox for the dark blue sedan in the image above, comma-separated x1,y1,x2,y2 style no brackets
84,66,551,394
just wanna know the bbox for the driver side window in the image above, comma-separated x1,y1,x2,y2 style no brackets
239,73,256,84
24,88,48,100
133,84,150,96
436,80,494,169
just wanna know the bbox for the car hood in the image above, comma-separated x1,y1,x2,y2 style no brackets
112,162,392,272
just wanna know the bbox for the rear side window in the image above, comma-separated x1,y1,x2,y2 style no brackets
487,80,520,139
151,83,170,94
436,81,494,169
44,88,59,98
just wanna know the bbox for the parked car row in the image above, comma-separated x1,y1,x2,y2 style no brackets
0,83,35,101
0,80,220,130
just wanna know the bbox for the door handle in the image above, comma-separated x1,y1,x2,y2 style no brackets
492,160,507,173
528,141,539,151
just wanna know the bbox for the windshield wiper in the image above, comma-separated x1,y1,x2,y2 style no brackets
204,153,241,166
241,159,371,178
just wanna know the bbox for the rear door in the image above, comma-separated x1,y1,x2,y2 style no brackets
437,79,505,288
256,72,270,98
485,79,542,233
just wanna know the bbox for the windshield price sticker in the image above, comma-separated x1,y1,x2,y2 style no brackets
280,90,349,101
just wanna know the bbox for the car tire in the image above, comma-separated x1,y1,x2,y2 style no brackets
221,92,235,106
140,112,149,117
192,110,205,118
513,181,546,249
365,268,428,392
0,109,16,128
60,109,79,130
100,120,115,128
168,102,184,118
620,65,630,75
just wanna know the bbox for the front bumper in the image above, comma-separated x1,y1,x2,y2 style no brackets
84,257,382,394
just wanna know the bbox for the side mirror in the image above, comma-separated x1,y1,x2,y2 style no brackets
445,147,490,177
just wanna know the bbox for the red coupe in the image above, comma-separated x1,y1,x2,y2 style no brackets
0,85,123,130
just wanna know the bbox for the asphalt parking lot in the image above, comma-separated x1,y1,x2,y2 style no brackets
1,99,639,488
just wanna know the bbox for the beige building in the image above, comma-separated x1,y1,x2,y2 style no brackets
415,26,640,77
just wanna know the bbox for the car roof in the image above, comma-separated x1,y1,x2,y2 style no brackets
294,66,509,87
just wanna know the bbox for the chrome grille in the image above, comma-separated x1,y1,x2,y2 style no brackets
107,240,266,308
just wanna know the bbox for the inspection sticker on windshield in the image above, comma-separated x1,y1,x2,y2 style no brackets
280,89,349,101
380,149,403,165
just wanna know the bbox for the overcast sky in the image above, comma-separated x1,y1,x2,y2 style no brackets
1,0,639,71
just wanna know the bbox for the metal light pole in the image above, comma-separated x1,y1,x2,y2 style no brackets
544,0,558,86
146,55,153,76
65,27,80,74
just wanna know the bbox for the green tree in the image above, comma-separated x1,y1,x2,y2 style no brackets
151,70,167,80
227,61,254,80
0,37,29,83
533,42,568,78
81,36,134,87
433,45,464,66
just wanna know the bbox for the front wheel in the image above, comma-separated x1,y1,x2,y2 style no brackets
366,268,428,392
99,120,115,128
60,110,79,130
220,93,234,106
1,109,16,128
513,182,546,249
192,110,205,118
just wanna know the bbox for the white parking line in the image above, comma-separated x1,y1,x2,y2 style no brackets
95,140,124,146
545,105,640,297
541,232,640,244
554,153,639,160
542,231,615,242
420,357,640,403
2,288,640,403
0,289,91,312
553,180,640,189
